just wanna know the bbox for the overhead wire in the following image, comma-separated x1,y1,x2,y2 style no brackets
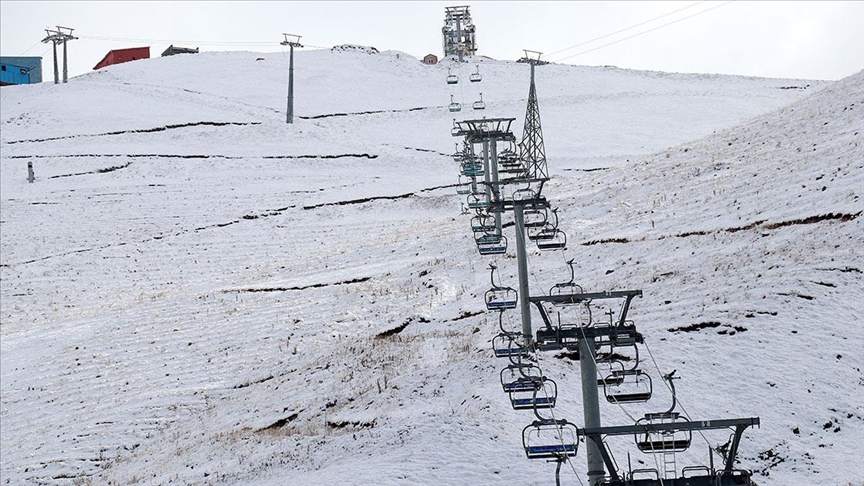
18,40,44,56
642,339,718,455
550,1,736,63
545,1,708,60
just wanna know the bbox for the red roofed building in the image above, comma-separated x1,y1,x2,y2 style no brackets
93,47,150,70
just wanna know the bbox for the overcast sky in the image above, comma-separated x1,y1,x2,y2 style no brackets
1,1,862,82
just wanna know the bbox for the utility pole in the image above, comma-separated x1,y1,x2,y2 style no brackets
280,33,303,124
41,26,76,84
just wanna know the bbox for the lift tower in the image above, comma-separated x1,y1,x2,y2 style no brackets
41,26,76,84
442,6,477,62
281,33,303,124
519,50,549,181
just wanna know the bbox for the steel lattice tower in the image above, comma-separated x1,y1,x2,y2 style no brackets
519,51,548,181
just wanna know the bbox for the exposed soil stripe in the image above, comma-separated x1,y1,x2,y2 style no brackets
9,153,378,160
299,106,430,120
226,276,372,293
6,121,262,145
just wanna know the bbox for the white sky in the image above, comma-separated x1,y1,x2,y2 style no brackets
0,1,862,81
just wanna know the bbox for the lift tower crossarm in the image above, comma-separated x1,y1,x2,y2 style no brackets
530,290,642,330
579,417,760,480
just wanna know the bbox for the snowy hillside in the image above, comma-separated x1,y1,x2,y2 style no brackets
1,49,861,486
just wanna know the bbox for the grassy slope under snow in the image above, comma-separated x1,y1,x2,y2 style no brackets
1,49,861,485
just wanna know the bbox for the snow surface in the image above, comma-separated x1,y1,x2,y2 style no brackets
1,49,862,485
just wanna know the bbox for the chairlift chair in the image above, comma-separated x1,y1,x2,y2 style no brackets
597,359,627,387
456,179,471,195
509,188,534,203
472,93,486,110
446,67,459,85
636,412,693,453
448,95,461,112
500,363,544,393
528,222,557,241
603,369,653,404
478,235,507,255
469,65,482,82
492,332,529,359
471,215,497,233
467,194,489,209
522,419,579,460
485,266,518,310
461,164,484,177
485,285,517,310
475,233,502,246
523,208,548,228
510,377,557,411
537,229,567,251
451,120,462,137
549,259,584,303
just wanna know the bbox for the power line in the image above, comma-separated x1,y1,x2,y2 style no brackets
551,1,736,64
545,1,708,60
77,35,278,46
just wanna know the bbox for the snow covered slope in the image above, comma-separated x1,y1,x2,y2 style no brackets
1,49,861,485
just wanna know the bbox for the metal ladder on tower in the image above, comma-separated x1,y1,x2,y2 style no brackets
662,447,677,480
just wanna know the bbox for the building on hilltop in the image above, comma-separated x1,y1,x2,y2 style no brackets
423,54,438,65
161,45,199,57
0,57,42,86
93,47,150,70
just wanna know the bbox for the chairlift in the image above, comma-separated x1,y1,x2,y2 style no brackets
475,233,501,246
634,371,692,452
472,93,486,111
523,208,548,228
478,234,507,255
471,215,497,233
603,369,653,404
510,377,557,411
499,163,526,175
636,412,693,453
528,222,556,241
597,359,627,387
448,95,461,112
492,332,529,359
461,165,483,177
446,67,459,85
485,264,517,310
528,208,561,241
595,343,641,382
522,419,579,460
467,194,489,209
451,120,462,137
549,259,583,298
500,363,544,393
537,229,567,251
469,65,482,83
